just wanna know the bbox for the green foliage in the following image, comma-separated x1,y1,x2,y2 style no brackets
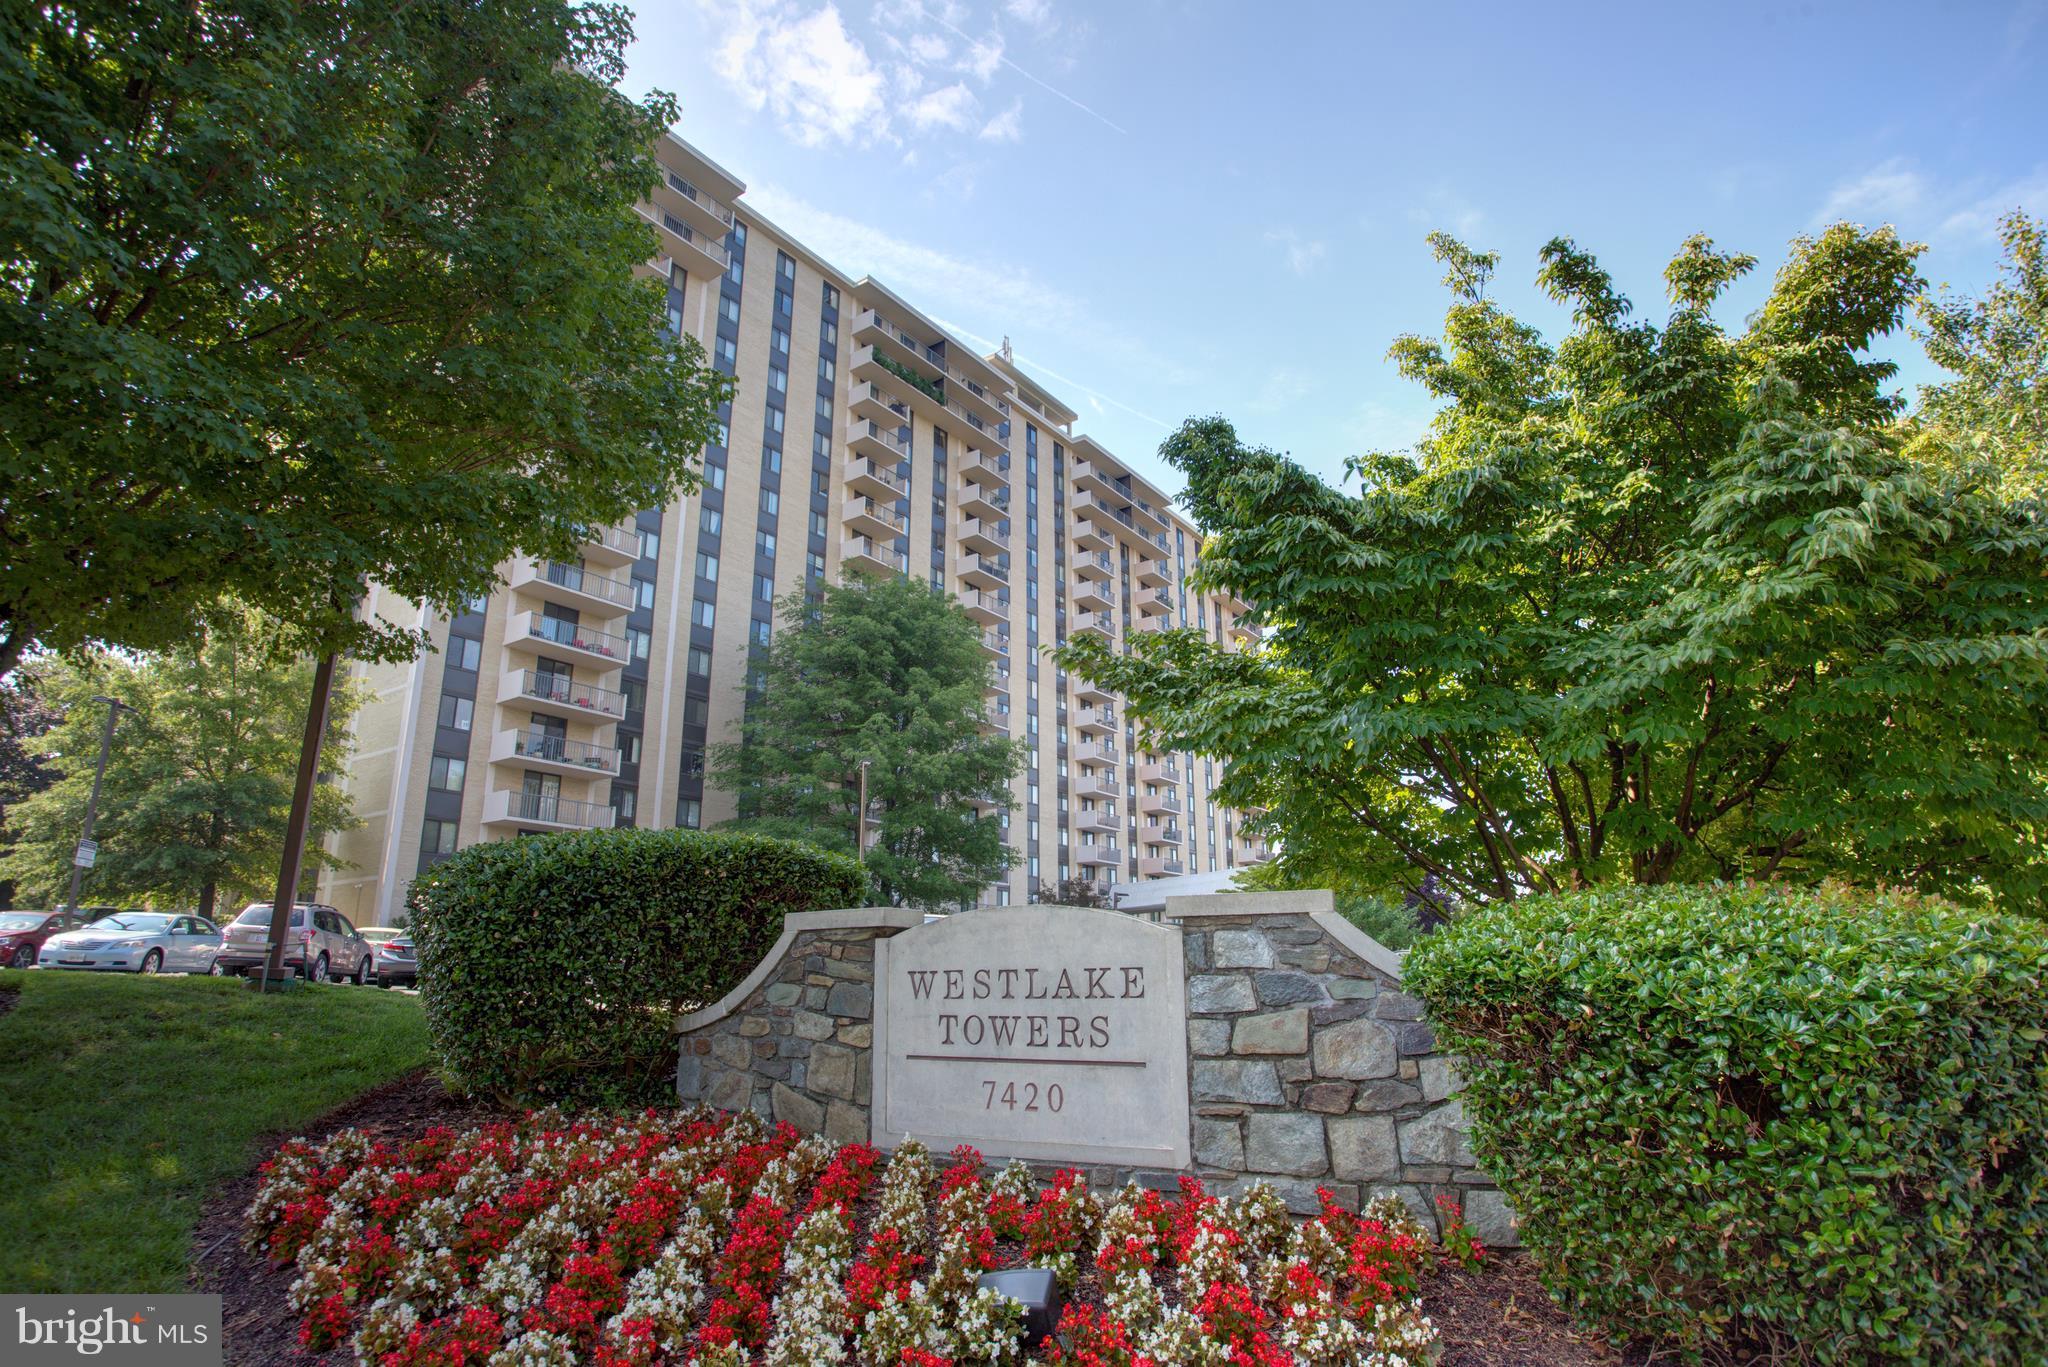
406,827,868,1106
1915,210,2048,495
1059,226,2048,916
0,0,729,677
0,607,360,917
712,576,1024,912
0,970,427,1292
1404,883,2048,1363
1331,893,1422,951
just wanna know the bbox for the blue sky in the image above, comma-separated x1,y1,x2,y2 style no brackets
624,1,2048,496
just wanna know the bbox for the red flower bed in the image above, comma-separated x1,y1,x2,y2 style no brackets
244,1109,1459,1364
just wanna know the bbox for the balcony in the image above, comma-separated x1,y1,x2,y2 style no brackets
1232,619,1265,645
1073,491,1126,531
1140,790,1184,817
843,495,907,541
959,589,1010,626
652,170,736,240
482,788,617,832
853,308,945,382
1131,614,1169,635
1140,822,1183,846
1076,843,1121,868
849,418,911,468
500,668,627,723
988,663,1012,693
509,559,634,616
1139,758,1182,787
1126,496,1171,537
1074,771,1119,802
979,629,1011,660
578,522,640,568
1072,519,1116,556
1070,610,1116,643
981,710,1012,737
845,452,908,501
850,379,913,430
1138,855,1186,879
505,611,629,668
841,534,901,578
958,518,1009,556
959,553,1009,591
1133,555,1171,588
490,728,620,779
1074,549,1115,581
1076,804,1121,835
958,450,1011,489
1073,675,1114,705
1137,587,1173,617
634,204,727,278
1073,577,1116,613
1240,844,1274,865
956,481,1010,523
1075,738,1120,769
1075,704,1118,735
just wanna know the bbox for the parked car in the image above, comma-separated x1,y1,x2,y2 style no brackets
0,909,90,968
216,903,376,983
38,911,224,974
359,927,418,989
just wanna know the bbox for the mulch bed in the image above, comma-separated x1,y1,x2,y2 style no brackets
193,1070,1624,1366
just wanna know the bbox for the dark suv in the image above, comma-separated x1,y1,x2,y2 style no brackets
216,902,376,983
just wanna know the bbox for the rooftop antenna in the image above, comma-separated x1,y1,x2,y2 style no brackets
999,335,1013,363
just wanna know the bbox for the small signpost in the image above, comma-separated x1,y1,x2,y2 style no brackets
72,840,98,869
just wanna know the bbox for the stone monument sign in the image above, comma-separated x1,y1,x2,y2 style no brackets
871,905,1191,1168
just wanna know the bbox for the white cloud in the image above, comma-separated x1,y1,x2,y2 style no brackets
1264,228,1327,276
978,98,1024,142
961,34,1005,81
1406,188,1486,240
907,32,949,62
710,1,889,147
909,81,977,130
1814,158,1928,226
739,182,1199,393
1005,0,1055,28
1811,159,2048,241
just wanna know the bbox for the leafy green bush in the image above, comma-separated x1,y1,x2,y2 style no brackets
1405,882,2048,1364
407,827,867,1106
1334,892,1423,950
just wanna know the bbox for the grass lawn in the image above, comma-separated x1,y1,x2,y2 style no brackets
0,969,430,1293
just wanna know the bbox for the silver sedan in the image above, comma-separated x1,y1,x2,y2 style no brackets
38,912,225,975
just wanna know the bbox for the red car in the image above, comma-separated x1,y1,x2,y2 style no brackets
0,909,88,969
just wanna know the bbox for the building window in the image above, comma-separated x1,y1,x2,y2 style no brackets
761,488,779,516
422,819,457,855
447,636,481,672
622,734,642,764
757,529,777,557
688,646,713,677
679,798,703,829
755,573,774,602
626,627,651,661
437,695,473,731
685,696,709,726
692,598,716,629
751,619,771,647
634,578,656,610
821,319,837,346
706,463,726,490
700,507,721,536
819,356,835,383
638,527,661,561
768,366,787,394
623,679,645,713
696,552,719,583
614,789,637,823
427,756,465,791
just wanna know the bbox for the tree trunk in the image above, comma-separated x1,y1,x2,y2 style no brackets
260,651,338,989
199,880,216,922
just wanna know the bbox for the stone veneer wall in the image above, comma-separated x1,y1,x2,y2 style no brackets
676,896,1515,1247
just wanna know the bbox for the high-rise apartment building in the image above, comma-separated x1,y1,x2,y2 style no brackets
319,131,1270,928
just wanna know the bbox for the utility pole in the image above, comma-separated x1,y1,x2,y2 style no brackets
259,652,339,991
62,695,124,916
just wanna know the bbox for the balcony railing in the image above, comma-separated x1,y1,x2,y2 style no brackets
521,559,635,611
485,789,617,830
503,668,627,719
511,611,629,661
664,171,735,227
510,731,619,772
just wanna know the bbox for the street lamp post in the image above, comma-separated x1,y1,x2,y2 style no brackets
856,760,871,855
62,695,124,917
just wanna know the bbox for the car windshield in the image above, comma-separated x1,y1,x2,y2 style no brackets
0,913,46,931
232,905,302,927
95,913,175,932
360,928,401,942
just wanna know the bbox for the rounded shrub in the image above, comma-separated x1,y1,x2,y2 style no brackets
1404,882,2048,1364
406,827,867,1107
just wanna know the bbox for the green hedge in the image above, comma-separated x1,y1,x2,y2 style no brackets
406,827,867,1107
1404,883,2048,1364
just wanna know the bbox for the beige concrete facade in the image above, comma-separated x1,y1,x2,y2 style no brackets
319,130,1271,929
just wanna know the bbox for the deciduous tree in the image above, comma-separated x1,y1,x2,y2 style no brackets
712,577,1023,911
0,0,727,677
0,607,360,918
1061,227,2048,915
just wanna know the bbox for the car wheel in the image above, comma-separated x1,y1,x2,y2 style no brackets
309,952,330,983
12,944,35,969
139,949,163,975
208,957,225,977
